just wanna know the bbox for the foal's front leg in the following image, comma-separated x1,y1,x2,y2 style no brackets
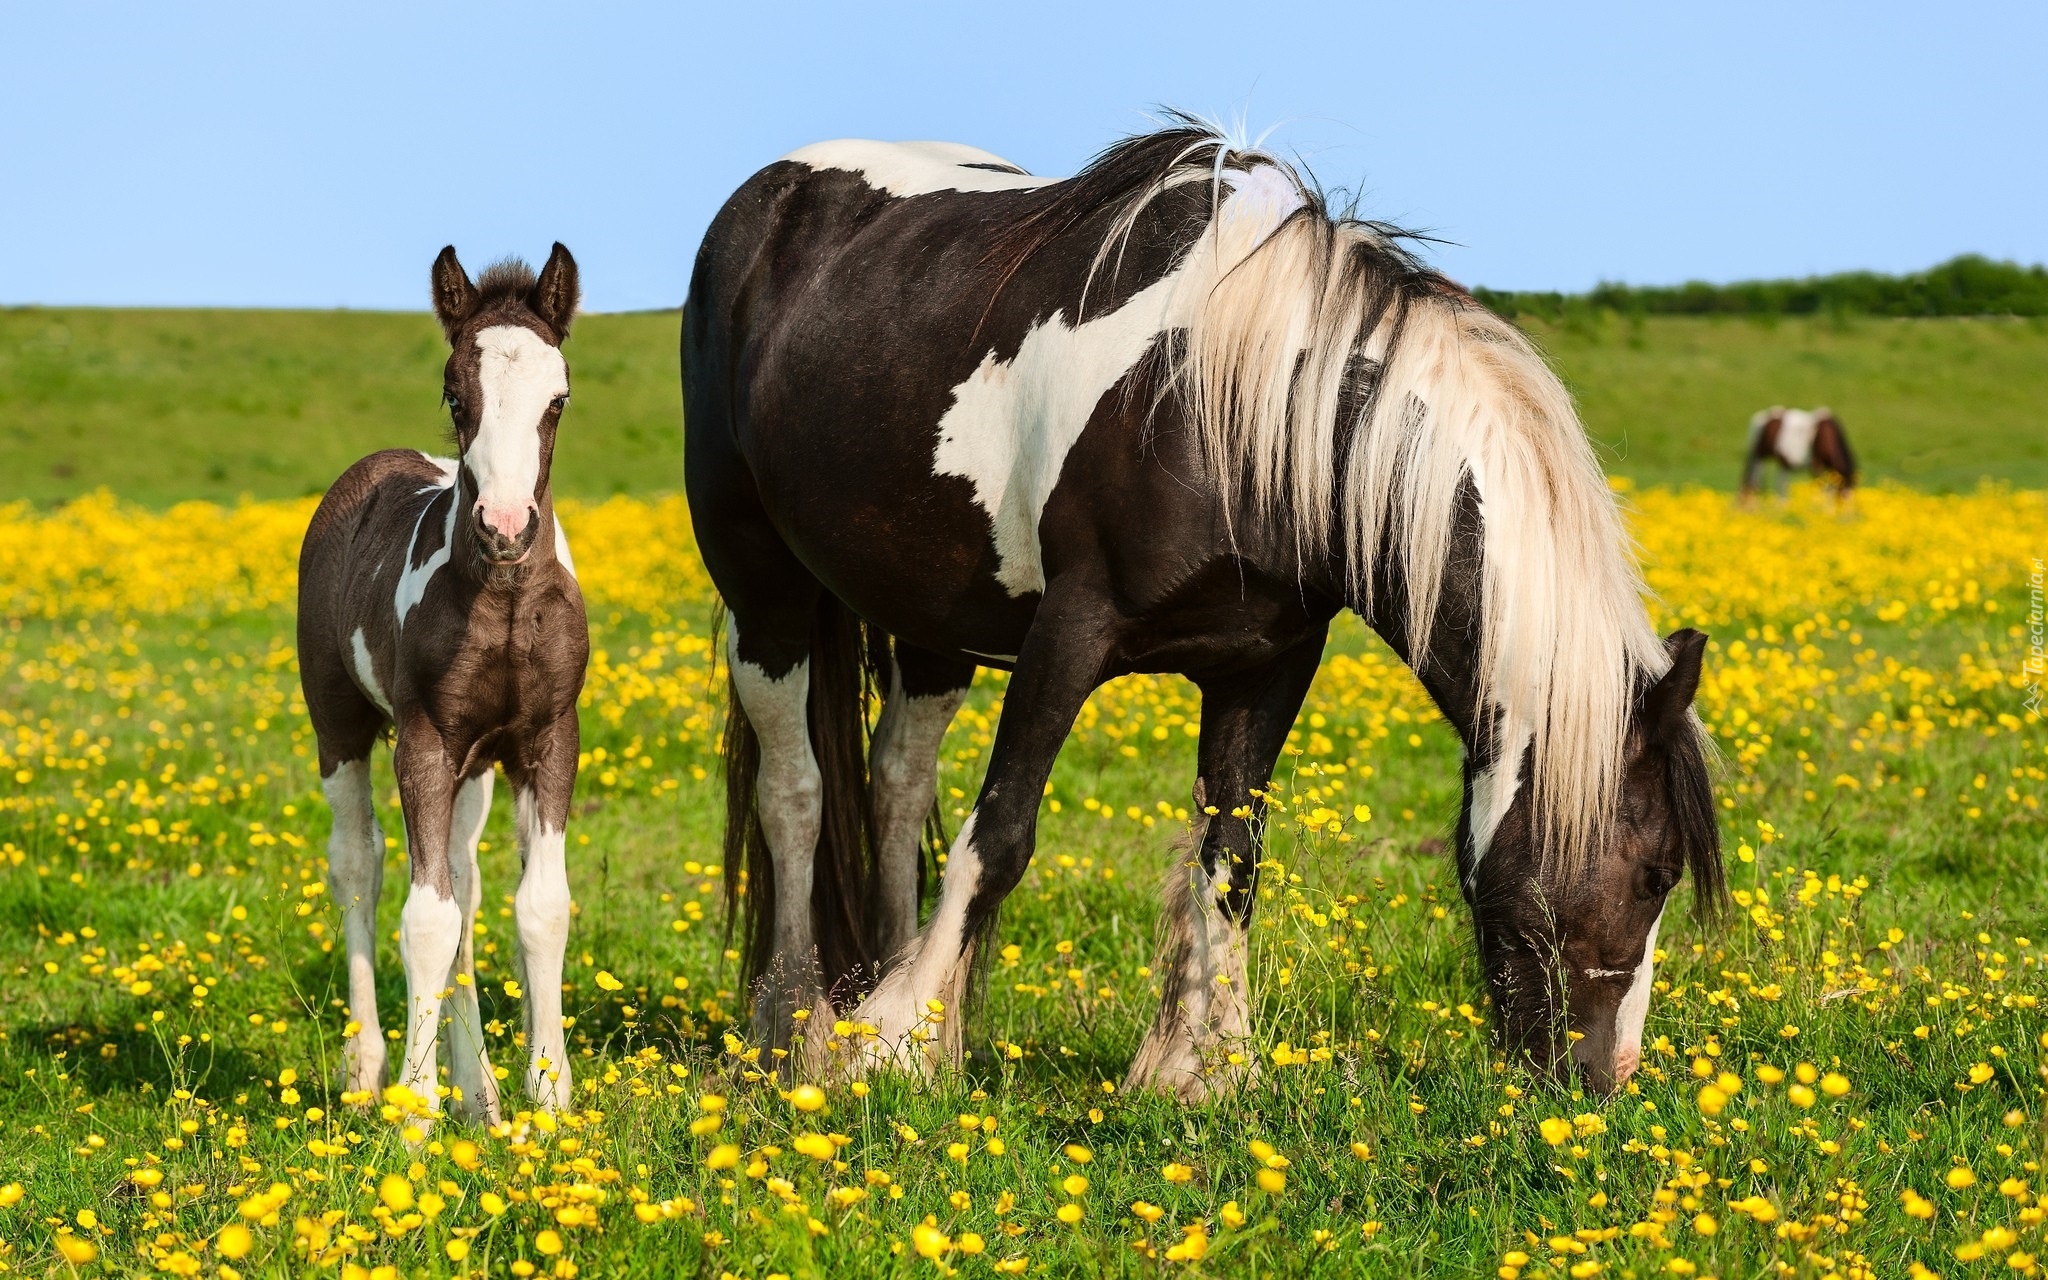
512,718,579,1113
392,725,464,1123
443,769,502,1124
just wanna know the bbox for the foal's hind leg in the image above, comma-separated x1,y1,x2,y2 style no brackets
443,770,501,1124
323,755,389,1096
1127,629,1325,1101
868,644,974,962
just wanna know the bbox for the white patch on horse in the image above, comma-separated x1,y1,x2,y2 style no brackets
514,787,574,1111
1125,856,1253,1099
418,452,460,486
350,628,392,716
933,167,1303,596
783,139,1057,198
552,516,576,577
470,325,567,538
1466,719,1533,882
1774,408,1819,467
1610,906,1664,1083
856,813,982,1070
395,487,458,628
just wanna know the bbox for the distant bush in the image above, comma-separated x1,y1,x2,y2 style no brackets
1475,254,2048,321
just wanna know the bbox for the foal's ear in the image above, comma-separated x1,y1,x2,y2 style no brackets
530,242,580,342
431,246,479,342
1643,628,1709,737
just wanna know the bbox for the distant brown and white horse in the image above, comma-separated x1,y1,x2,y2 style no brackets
1741,405,1856,502
298,244,588,1124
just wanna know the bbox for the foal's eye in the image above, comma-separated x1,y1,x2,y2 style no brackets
550,394,569,412
1641,865,1680,899
443,390,462,415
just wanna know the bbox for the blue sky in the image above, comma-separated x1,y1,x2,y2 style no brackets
4,1,2041,311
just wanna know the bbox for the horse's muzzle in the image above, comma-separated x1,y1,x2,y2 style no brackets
474,502,539,564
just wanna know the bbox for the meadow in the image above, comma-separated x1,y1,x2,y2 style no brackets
4,307,2047,505
0,303,2046,1278
1,477,2043,1279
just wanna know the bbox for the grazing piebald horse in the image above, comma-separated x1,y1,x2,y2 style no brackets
684,123,1723,1098
299,245,588,1122
1740,405,1857,502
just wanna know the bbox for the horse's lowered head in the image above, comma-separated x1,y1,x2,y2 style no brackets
430,243,580,566
1460,628,1722,1094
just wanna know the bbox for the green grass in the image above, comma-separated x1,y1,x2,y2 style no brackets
1,493,2044,1276
0,308,683,507
5,308,2047,506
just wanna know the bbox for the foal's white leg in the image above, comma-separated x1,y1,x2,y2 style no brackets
1125,857,1254,1101
324,759,389,1096
443,771,501,1124
730,642,825,1041
867,666,966,961
396,876,463,1120
514,786,574,1112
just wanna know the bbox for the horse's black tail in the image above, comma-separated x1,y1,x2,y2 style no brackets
719,594,886,1008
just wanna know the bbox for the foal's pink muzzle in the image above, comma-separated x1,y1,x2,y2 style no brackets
474,500,540,564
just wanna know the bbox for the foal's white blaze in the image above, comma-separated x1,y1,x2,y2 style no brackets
1610,907,1665,1083
349,627,392,715
395,479,458,628
470,325,567,539
933,167,1297,596
783,139,1056,198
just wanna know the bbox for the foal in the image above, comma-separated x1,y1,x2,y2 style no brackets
299,244,588,1122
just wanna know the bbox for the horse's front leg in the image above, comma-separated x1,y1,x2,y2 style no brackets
511,717,579,1113
392,722,463,1126
1127,629,1326,1101
846,593,1112,1076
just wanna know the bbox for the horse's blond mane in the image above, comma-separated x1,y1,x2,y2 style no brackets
1082,123,1669,875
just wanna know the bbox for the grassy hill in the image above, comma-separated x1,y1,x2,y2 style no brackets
3,305,2044,506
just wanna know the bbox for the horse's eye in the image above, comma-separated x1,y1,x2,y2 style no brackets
1641,865,1680,899
444,390,462,414
550,394,569,411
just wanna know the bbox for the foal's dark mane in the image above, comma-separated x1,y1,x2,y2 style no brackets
475,258,541,308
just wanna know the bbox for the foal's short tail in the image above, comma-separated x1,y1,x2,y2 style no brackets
719,594,885,1006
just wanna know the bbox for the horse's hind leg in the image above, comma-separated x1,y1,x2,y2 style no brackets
869,643,974,963
1127,628,1325,1101
727,605,830,1053
443,769,501,1124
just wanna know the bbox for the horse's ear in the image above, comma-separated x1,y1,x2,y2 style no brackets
530,242,580,342
431,246,478,343
1644,628,1708,738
